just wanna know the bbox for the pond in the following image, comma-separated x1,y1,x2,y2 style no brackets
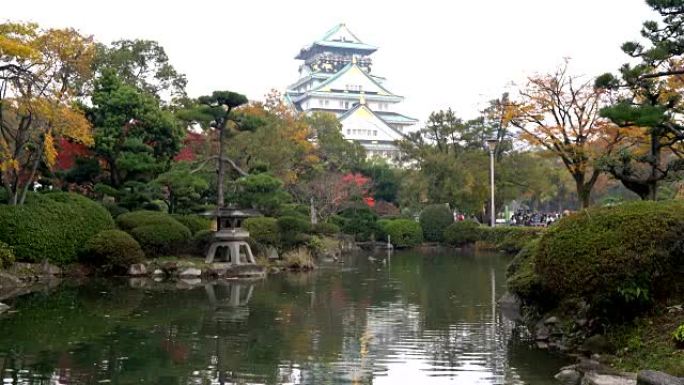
0,250,569,384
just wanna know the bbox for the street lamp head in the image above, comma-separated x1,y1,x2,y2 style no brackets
485,138,498,152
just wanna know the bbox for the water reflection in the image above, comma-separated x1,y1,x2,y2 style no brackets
0,250,568,384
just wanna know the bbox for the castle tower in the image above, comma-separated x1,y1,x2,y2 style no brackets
285,23,418,160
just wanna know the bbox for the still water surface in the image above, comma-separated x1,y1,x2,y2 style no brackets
0,250,568,384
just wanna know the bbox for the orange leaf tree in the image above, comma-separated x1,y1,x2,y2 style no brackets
506,63,623,208
0,23,95,204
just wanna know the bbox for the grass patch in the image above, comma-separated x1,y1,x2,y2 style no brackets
605,309,684,376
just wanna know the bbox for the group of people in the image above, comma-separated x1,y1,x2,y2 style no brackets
452,210,568,227
510,211,562,227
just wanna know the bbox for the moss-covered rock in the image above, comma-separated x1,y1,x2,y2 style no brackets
0,241,15,268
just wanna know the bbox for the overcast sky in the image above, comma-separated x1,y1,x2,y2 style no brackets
4,0,656,123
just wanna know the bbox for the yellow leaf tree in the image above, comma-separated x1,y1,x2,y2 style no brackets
506,63,626,209
0,23,94,204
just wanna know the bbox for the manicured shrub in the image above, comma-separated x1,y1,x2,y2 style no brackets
384,219,423,248
277,216,312,234
82,230,144,273
0,241,15,268
190,229,214,256
443,220,482,246
533,200,684,314
142,201,163,211
419,204,454,242
277,216,312,249
244,217,280,246
0,192,115,264
311,222,340,236
506,239,545,306
477,226,545,254
172,214,212,235
116,210,174,231
277,204,309,219
130,221,191,257
103,203,129,218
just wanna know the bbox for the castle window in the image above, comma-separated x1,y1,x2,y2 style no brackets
373,130,377,136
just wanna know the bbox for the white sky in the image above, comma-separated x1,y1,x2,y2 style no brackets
4,0,656,123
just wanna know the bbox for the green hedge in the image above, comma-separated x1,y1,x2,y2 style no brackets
419,204,453,242
116,210,176,231
130,222,191,257
171,214,212,235
245,217,280,246
443,221,481,246
0,192,115,264
384,219,423,248
0,241,15,268
82,230,144,273
532,201,684,315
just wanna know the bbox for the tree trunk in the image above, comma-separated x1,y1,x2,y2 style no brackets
168,188,176,214
574,176,591,209
108,158,121,188
19,148,44,205
216,127,226,208
647,132,660,201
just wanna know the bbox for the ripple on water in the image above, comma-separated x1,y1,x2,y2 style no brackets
0,251,570,385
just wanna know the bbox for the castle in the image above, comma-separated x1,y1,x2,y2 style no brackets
285,24,417,160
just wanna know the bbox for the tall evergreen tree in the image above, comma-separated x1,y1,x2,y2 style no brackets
596,0,684,199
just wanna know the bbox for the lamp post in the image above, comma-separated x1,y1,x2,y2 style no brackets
486,138,498,228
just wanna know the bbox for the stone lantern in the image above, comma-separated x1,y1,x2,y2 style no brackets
205,204,260,265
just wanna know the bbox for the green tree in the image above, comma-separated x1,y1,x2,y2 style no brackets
177,91,249,208
232,173,291,216
306,112,366,172
94,39,187,101
360,160,401,204
89,70,183,189
153,162,209,214
596,0,684,200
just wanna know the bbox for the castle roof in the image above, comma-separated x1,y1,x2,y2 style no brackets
310,62,394,96
339,103,406,140
295,23,378,59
